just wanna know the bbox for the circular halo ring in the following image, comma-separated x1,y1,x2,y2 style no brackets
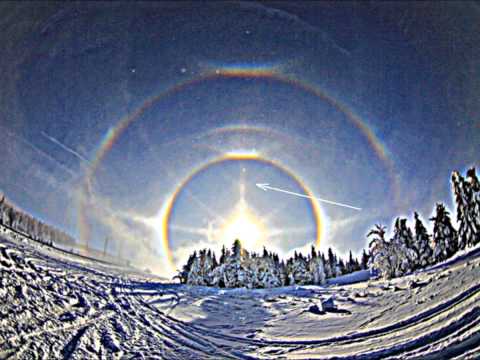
159,152,324,271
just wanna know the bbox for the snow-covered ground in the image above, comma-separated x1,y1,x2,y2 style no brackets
1,227,479,359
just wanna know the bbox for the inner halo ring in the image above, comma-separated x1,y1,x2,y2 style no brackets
159,152,324,271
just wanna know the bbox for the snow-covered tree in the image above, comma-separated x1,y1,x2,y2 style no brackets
278,260,288,285
346,250,358,273
412,212,433,268
186,249,217,286
430,203,457,263
390,218,418,276
360,249,369,270
368,224,394,279
325,248,337,279
232,239,242,259
288,252,313,285
452,169,479,249
338,258,346,275
250,256,282,288
466,168,480,244
219,245,227,264
186,253,202,285
310,245,317,260
308,246,326,285
175,252,196,284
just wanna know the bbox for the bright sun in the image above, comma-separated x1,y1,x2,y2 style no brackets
218,200,267,250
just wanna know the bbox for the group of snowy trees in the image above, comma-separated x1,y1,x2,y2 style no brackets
180,167,480,287
177,239,369,289
369,168,480,279
0,194,75,247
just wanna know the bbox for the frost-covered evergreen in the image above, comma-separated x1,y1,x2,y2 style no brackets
368,224,394,279
368,217,433,278
430,203,457,263
368,219,421,278
413,212,433,268
467,168,480,247
467,168,480,228
287,252,313,285
175,252,196,284
452,169,480,249
325,247,340,279
390,218,418,277
187,249,216,286
360,249,369,270
309,246,326,285
344,250,361,273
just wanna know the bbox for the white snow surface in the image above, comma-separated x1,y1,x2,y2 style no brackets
1,226,480,359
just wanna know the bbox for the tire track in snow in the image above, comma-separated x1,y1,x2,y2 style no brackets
116,281,256,359
61,325,89,359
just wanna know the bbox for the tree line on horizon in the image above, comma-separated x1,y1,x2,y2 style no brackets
0,194,75,247
176,238,369,289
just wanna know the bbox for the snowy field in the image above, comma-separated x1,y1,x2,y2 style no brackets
1,227,479,359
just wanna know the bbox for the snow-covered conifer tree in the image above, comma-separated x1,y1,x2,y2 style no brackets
326,248,336,278
249,254,282,288
211,251,218,268
319,252,329,279
273,253,279,264
176,251,196,284
278,260,288,285
186,252,203,285
413,212,433,268
346,250,356,273
390,218,418,276
368,224,394,279
288,252,313,285
308,246,326,285
186,249,216,286
232,239,242,259
452,170,478,249
430,203,457,263
354,257,361,271
219,245,227,264
360,249,369,270
333,253,343,277
466,168,480,245
338,258,346,275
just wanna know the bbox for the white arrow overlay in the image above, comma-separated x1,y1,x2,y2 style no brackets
256,183,362,211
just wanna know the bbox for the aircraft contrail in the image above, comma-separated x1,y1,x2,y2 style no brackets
41,131,90,164
256,183,362,211
1,125,77,177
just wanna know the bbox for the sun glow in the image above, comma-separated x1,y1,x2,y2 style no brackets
218,200,267,250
